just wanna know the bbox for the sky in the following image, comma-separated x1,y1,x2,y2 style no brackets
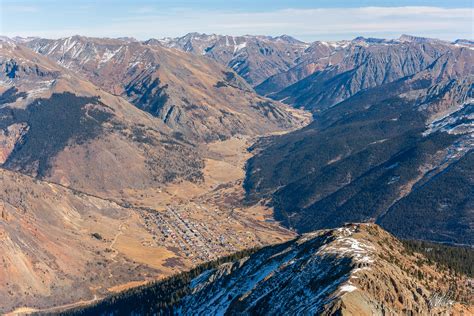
1,0,472,41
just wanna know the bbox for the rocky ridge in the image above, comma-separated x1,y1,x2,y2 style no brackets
63,224,473,315
153,33,309,86
24,35,307,142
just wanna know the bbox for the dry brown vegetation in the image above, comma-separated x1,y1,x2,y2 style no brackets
1,135,297,314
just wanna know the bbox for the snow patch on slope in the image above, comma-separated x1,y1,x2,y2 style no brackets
424,100,474,136
178,225,381,315
340,284,358,293
99,47,122,65
234,42,247,53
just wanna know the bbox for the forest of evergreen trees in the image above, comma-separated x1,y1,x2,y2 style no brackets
402,239,474,277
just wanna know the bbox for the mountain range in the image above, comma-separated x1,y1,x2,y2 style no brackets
25,35,304,142
0,37,307,195
243,35,473,245
0,33,472,314
153,33,309,87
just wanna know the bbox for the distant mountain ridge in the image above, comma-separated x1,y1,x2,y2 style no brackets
256,34,469,110
24,35,306,143
146,33,471,97
151,33,309,86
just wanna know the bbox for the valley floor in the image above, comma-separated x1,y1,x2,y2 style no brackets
4,135,297,314
104,135,297,276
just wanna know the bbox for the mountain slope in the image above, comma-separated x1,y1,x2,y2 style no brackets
64,224,474,315
257,36,457,111
0,39,307,314
378,151,473,245
25,36,307,142
244,48,474,244
0,167,162,314
153,33,310,86
0,41,203,194
255,40,345,96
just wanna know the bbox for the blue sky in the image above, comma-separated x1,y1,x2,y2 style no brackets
1,1,472,41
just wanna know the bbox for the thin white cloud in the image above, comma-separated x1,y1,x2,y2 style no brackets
3,6,473,41
132,6,159,14
2,4,39,13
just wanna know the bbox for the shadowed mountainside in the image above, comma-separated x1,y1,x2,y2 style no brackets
244,46,474,244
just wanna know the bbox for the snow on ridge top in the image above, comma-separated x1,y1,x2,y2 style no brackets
0,36,12,43
11,36,39,43
316,225,375,264
294,224,377,265
454,43,474,51
57,36,81,55
315,40,350,49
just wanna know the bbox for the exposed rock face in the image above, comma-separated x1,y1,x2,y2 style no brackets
63,224,473,315
152,33,310,86
25,36,307,142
